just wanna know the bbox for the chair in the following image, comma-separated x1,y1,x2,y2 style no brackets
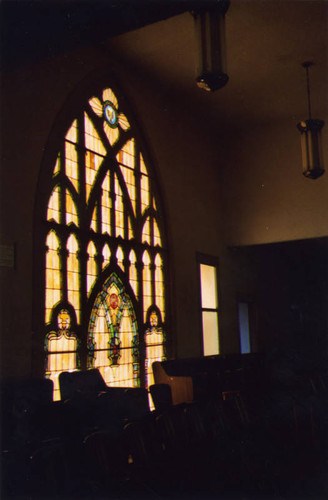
152,361,193,405
149,383,173,412
59,368,107,401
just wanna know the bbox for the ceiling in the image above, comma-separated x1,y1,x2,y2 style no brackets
1,0,327,128
105,0,327,127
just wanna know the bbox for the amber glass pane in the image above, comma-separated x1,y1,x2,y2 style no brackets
47,332,77,400
102,88,118,108
67,235,80,321
128,216,134,240
101,172,111,235
202,311,219,356
47,187,60,223
141,176,149,214
89,97,102,117
118,113,130,131
142,217,151,245
116,246,124,272
129,250,138,298
115,175,124,238
140,153,148,175
90,206,97,232
53,155,60,175
66,190,78,225
87,241,97,295
117,139,134,168
142,251,152,321
85,150,103,200
120,164,136,216
154,220,161,246
91,298,135,387
65,141,78,192
45,232,61,323
145,329,163,388
155,254,165,318
65,119,77,143
65,120,78,191
104,121,119,145
85,113,105,199
140,153,149,214
85,113,106,156
102,245,111,269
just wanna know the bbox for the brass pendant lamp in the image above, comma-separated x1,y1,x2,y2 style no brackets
193,1,230,91
297,62,325,179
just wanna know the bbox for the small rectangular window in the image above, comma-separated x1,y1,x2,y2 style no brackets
238,301,252,354
198,256,220,356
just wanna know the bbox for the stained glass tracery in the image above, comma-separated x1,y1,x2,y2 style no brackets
43,85,167,399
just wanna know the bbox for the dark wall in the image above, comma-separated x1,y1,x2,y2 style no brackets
229,237,328,364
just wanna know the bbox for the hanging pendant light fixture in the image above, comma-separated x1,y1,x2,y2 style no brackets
297,62,325,179
193,1,230,91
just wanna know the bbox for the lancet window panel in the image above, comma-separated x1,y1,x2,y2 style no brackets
45,309,79,400
40,84,168,398
145,309,164,388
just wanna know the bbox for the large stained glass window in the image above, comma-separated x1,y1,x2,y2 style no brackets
43,86,167,400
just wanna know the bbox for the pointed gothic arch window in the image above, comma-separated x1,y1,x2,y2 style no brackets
40,84,168,400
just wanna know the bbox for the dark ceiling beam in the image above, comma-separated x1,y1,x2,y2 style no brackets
1,0,210,71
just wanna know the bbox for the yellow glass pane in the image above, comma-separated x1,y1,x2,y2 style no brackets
140,153,148,175
85,150,103,200
102,88,118,108
47,187,60,222
89,97,103,117
93,304,109,349
104,121,119,145
202,311,219,356
91,300,136,388
67,235,80,321
45,232,61,323
117,139,134,169
87,241,97,295
65,120,77,143
53,155,60,175
101,172,111,235
84,113,106,156
121,309,133,348
141,174,149,214
200,264,218,309
142,218,151,244
90,206,97,232
65,140,78,191
142,251,152,321
153,219,162,247
102,245,111,268
120,164,136,216
129,250,138,298
115,176,124,238
155,254,165,318
145,338,163,388
47,332,78,401
128,217,134,240
66,190,78,225
118,113,130,131
117,246,124,272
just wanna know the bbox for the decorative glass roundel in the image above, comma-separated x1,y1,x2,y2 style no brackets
103,101,118,128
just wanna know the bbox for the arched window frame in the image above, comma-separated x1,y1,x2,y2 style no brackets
33,76,170,399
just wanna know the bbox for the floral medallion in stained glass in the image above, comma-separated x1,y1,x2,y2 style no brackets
103,101,118,128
